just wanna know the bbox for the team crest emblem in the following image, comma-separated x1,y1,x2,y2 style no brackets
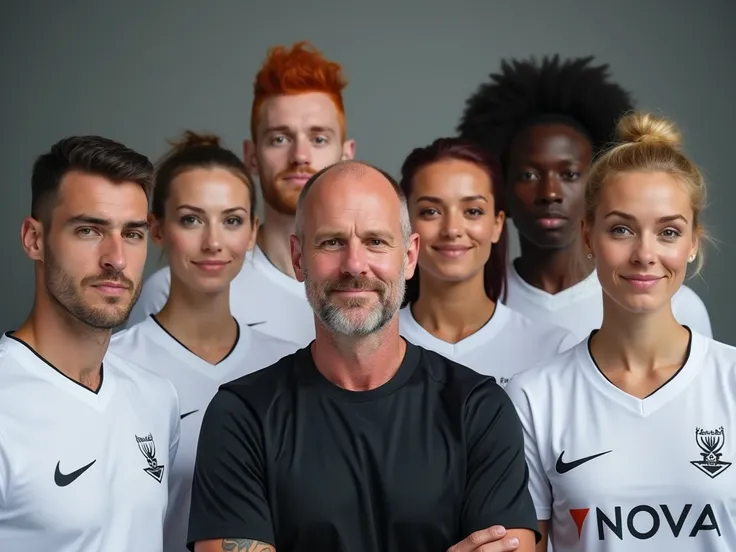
691,426,731,479
135,433,165,483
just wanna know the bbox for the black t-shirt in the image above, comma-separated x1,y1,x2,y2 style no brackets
187,341,539,551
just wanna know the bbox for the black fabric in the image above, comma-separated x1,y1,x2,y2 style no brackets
187,341,539,551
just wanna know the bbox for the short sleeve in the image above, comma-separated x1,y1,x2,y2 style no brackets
673,286,712,338
460,379,541,542
186,389,274,551
125,268,170,328
504,376,552,521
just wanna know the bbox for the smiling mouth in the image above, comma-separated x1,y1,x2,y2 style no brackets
432,246,471,257
621,275,665,289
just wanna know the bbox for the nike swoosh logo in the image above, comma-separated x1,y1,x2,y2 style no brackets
247,321,267,327
180,410,199,420
54,459,96,487
556,450,612,474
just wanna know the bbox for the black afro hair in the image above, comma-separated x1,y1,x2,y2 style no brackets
457,55,634,166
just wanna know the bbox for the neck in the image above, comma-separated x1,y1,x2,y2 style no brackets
411,272,495,343
592,297,689,374
13,292,109,391
311,317,406,391
156,276,235,344
258,205,297,279
515,237,589,294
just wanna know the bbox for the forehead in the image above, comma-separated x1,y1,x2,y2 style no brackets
54,170,148,220
511,123,592,162
258,92,340,133
413,160,492,198
169,168,250,207
304,171,400,234
600,171,693,216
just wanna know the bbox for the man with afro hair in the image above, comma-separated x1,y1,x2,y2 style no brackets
458,55,711,341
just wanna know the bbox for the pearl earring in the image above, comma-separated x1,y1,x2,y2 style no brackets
688,255,695,263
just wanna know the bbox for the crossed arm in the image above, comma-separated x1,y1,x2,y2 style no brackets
194,528,536,552
195,538,275,552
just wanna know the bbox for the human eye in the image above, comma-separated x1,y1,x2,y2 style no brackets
179,215,199,227
76,227,100,238
660,227,682,240
609,225,633,237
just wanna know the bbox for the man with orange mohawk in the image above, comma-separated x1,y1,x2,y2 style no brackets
127,41,355,347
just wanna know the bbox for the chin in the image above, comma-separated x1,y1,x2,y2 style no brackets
190,279,230,295
608,293,670,315
422,262,479,283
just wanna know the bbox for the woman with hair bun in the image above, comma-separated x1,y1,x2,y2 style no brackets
505,113,736,552
398,137,576,387
110,132,297,552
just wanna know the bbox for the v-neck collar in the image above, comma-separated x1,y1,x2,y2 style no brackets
579,328,706,417
3,332,115,412
142,315,250,381
507,259,601,311
398,303,510,358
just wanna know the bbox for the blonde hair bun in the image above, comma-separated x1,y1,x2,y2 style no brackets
616,112,682,149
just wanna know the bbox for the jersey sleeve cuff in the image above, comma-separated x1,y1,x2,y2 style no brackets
535,507,551,520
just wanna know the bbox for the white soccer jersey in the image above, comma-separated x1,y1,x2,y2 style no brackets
110,315,298,552
127,246,315,346
504,262,712,341
0,332,180,552
505,331,736,551
399,302,577,387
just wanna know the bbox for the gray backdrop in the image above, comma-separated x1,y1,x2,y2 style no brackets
2,0,734,342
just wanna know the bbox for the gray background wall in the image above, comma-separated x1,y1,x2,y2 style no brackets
1,0,734,342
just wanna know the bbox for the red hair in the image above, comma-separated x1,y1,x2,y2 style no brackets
250,41,347,141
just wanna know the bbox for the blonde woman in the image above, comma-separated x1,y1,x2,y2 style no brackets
506,113,734,552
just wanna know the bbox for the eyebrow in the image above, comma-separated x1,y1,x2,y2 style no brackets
604,210,689,224
415,195,488,204
66,214,149,229
176,205,248,214
312,229,396,245
265,125,336,135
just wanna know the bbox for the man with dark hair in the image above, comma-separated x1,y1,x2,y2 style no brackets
0,136,180,552
187,160,539,552
457,55,711,340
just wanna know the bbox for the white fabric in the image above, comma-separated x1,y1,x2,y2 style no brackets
0,333,180,552
504,262,712,341
127,246,315,347
110,316,298,552
506,332,736,551
399,302,577,387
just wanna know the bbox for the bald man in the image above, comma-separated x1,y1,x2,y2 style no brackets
186,161,539,552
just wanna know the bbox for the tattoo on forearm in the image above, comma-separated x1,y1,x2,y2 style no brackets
221,538,274,552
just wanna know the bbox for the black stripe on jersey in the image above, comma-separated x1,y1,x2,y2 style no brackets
4,331,104,394
149,315,240,365
586,325,693,398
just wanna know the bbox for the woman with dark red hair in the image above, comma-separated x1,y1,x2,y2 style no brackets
398,137,576,387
